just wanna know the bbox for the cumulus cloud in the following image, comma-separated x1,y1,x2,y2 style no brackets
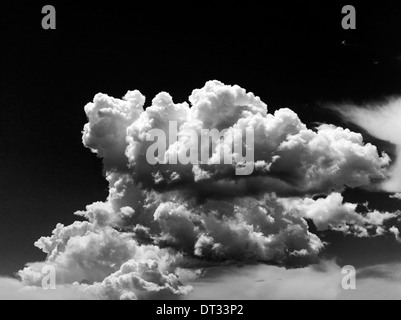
82,90,145,172
280,192,400,237
149,194,324,266
85,259,193,300
331,98,401,192
14,81,401,299
83,81,390,199
18,221,193,300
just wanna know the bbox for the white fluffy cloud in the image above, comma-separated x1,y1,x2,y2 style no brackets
281,192,400,236
18,220,193,300
331,98,401,192
83,91,146,172
83,80,390,198
390,227,401,242
85,258,193,300
14,81,401,299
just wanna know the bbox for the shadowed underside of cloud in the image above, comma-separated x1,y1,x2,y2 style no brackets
9,81,401,300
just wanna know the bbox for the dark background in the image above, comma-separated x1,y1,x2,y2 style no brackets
1,1,401,276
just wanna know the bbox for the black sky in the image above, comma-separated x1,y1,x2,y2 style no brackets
1,1,401,276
